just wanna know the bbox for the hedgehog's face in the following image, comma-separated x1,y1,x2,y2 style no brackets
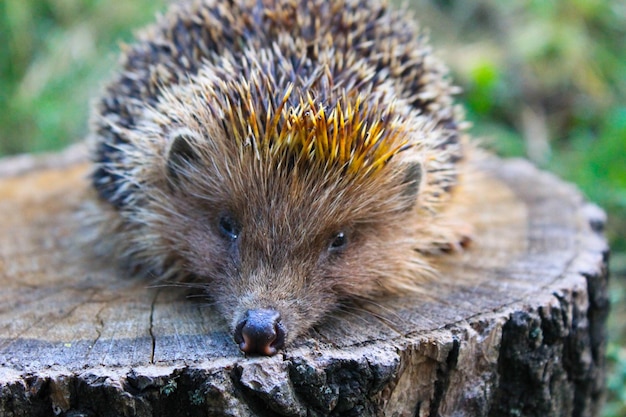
153,124,424,356
133,74,431,355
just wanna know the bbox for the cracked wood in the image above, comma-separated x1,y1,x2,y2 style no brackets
0,145,609,417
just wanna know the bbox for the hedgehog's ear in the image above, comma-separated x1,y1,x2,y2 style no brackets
397,162,423,211
166,131,201,182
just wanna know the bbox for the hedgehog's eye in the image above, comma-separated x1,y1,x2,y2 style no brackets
328,231,348,252
218,215,240,241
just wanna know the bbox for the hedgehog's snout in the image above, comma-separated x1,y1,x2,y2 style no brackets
234,309,286,356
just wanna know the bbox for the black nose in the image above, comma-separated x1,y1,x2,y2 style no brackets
234,309,286,356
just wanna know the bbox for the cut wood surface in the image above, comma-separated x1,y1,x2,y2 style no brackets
0,145,609,417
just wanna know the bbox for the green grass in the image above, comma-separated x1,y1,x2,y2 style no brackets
0,0,167,153
1,0,625,414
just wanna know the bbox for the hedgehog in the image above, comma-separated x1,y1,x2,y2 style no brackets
90,0,471,356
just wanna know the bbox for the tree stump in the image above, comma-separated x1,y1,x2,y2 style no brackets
0,145,609,417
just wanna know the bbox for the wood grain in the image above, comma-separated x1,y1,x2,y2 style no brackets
0,146,608,417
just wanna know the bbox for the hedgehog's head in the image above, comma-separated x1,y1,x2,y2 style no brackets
125,64,440,356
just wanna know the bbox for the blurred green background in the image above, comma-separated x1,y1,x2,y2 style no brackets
0,0,624,414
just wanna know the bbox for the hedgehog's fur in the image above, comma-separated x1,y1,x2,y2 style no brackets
90,0,471,350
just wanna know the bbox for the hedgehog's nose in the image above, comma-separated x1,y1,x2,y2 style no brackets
234,309,286,356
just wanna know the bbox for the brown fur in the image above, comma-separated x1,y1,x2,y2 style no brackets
90,0,472,346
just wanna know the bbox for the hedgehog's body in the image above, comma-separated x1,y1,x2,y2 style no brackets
91,0,470,355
